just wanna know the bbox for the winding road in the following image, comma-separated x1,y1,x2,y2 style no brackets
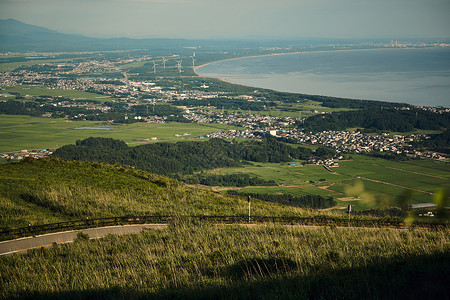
0,224,167,256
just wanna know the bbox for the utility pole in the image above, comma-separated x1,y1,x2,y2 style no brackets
348,204,353,227
248,196,251,222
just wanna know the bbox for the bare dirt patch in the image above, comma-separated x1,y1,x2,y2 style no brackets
337,197,361,202
318,185,330,190
320,206,347,211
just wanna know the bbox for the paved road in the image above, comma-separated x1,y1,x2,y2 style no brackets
0,224,167,256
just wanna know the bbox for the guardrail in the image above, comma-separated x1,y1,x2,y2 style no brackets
0,215,448,240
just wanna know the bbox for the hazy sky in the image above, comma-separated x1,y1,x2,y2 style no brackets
1,0,449,39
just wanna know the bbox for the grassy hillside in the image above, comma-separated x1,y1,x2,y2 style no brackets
1,222,448,299
0,157,309,230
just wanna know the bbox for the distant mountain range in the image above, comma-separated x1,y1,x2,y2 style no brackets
0,18,195,52
2,18,444,53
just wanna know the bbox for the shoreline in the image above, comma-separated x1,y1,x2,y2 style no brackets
193,47,449,107
193,48,393,91
193,46,411,76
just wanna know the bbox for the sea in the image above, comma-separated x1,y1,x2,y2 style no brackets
196,48,450,108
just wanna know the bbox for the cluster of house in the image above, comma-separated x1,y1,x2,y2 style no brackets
0,59,122,87
205,128,446,160
309,158,341,168
415,151,447,160
1,149,52,160
0,69,52,86
182,108,295,130
45,98,110,112
206,129,256,139
291,130,418,154
287,130,446,159
416,106,450,114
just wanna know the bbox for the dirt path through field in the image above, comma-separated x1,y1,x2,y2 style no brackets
317,183,344,194
333,170,436,196
371,163,448,180
358,176,434,195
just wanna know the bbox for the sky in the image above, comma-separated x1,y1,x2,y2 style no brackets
0,0,449,39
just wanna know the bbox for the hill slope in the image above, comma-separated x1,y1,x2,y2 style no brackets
1,221,449,299
0,157,305,229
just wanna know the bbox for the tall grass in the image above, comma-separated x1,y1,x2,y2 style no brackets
0,158,320,230
1,222,448,299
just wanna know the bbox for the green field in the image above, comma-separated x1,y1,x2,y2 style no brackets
296,99,357,114
205,162,348,186
203,155,450,210
332,156,449,203
0,115,239,152
0,58,75,72
1,85,114,102
118,60,149,69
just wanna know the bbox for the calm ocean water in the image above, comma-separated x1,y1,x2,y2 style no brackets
197,48,450,107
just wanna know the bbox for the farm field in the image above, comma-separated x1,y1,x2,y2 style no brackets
333,156,449,196
1,85,114,102
206,162,350,186
204,155,449,211
0,58,75,72
296,99,356,114
0,115,238,152
396,159,450,173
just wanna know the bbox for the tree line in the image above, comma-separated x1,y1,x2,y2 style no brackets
53,136,335,177
256,90,408,109
180,173,277,187
413,129,450,154
172,97,277,111
226,190,336,209
301,108,450,132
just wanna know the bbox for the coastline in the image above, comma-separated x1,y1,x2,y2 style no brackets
193,47,396,92
193,46,407,77
193,47,450,107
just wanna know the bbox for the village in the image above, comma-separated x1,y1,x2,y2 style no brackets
203,128,445,161
0,56,448,163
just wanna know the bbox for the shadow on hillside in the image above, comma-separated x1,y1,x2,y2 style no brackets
9,252,450,300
